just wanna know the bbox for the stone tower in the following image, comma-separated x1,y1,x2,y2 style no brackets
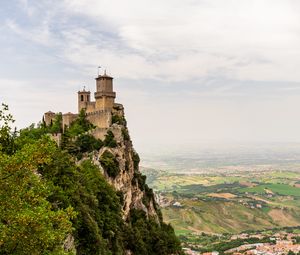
44,111,56,126
95,71,116,110
78,88,91,113
45,72,120,140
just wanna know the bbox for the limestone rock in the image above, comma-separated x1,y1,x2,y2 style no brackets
97,112,160,222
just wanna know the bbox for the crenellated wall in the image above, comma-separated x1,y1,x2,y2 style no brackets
43,73,119,138
86,110,112,130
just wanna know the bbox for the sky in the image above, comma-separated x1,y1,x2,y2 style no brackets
1,0,300,152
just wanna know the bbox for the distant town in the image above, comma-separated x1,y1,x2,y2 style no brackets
184,231,300,255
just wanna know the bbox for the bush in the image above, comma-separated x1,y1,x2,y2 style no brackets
75,134,103,153
143,185,154,207
66,109,94,137
103,131,117,148
100,150,120,178
112,114,127,126
2,104,183,255
0,103,16,154
39,154,125,255
132,151,140,171
49,113,63,134
122,128,130,141
133,172,147,191
125,209,183,255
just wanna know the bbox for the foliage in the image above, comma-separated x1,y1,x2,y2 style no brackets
122,128,130,141
16,124,46,145
65,109,94,137
111,114,127,126
0,138,74,255
103,131,117,148
195,237,270,253
50,113,63,134
39,153,125,255
61,109,102,156
125,209,183,255
0,103,16,154
133,172,147,191
99,150,120,178
75,134,103,155
143,185,155,208
0,104,183,255
132,151,140,172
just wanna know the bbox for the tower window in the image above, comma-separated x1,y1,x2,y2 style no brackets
81,95,84,101
87,95,90,101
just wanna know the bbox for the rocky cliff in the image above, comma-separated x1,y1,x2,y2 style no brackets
94,104,160,223
0,101,182,255
8,104,182,255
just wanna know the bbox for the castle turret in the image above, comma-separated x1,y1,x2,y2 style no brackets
94,71,116,110
78,88,91,112
44,111,56,126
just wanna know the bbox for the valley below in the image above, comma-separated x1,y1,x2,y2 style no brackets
140,144,300,254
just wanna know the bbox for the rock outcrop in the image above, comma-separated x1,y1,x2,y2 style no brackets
94,105,160,223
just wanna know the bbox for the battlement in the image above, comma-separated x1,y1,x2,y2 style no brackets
43,72,121,134
86,109,109,116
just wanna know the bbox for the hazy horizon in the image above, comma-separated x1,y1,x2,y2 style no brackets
1,0,300,150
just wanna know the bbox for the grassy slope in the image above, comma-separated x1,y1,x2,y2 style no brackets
145,170,300,235
162,200,300,234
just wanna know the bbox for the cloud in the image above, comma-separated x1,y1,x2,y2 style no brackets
3,0,300,82
1,0,300,147
54,0,300,82
5,19,53,46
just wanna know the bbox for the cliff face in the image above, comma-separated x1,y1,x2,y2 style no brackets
94,105,160,222
40,103,182,254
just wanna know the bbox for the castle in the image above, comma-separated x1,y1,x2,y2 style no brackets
44,71,123,139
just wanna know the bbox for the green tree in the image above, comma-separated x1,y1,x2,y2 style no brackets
0,139,74,255
100,150,120,178
66,109,94,137
50,113,63,134
0,103,16,154
39,153,125,255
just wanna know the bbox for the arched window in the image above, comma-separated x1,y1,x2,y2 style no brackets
81,95,84,101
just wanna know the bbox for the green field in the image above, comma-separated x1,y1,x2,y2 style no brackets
240,183,300,197
142,168,300,235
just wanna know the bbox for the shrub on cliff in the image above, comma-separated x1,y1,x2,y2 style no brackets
125,209,183,255
39,154,125,255
100,150,120,178
75,134,103,153
103,130,117,148
112,114,127,126
132,151,140,171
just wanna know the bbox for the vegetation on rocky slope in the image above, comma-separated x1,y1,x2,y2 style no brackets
0,104,182,255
